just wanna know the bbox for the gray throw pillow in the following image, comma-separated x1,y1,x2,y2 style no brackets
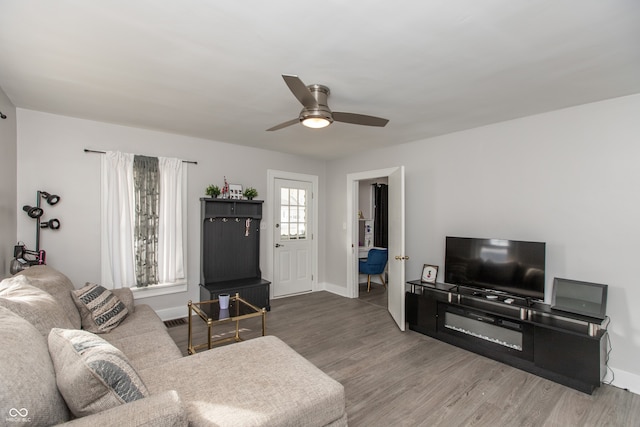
48,328,149,418
71,283,129,333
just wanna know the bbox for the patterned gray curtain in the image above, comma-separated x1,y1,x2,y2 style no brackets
133,155,159,287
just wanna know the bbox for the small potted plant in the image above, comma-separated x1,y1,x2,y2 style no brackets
206,184,221,198
243,187,258,200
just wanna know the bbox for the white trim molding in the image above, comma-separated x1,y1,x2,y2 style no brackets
132,282,188,300
608,367,640,395
322,281,351,298
346,167,399,299
155,304,189,321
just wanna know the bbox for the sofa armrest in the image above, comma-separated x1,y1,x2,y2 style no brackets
57,390,186,427
111,287,135,313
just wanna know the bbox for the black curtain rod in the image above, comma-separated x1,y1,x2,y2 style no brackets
84,149,197,165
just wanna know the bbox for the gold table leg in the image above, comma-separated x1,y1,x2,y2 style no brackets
187,301,193,355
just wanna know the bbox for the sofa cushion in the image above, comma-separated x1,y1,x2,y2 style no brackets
54,390,188,427
140,336,346,427
0,275,75,335
48,328,149,418
0,306,70,426
72,283,129,333
101,304,183,372
16,265,82,328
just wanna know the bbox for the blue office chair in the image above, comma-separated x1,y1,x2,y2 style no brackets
359,248,388,292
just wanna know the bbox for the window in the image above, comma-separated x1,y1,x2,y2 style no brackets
280,187,307,240
101,151,187,295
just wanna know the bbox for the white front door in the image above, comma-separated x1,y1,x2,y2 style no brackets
387,166,406,330
273,179,313,297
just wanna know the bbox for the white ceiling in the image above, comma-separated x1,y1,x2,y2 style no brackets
1,1,639,160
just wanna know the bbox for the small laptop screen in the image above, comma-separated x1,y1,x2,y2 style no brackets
551,278,608,320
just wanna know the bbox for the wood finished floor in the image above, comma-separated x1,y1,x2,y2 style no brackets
167,290,640,427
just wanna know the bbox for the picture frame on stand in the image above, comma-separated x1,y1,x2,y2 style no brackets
421,264,438,284
229,184,243,200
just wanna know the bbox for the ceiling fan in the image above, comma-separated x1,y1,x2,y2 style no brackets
266,74,389,131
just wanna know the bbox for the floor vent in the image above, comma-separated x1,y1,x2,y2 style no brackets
164,318,187,328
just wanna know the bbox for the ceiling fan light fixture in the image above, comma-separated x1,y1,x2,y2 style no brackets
300,105,333,129
267,75,388,131
301,117,332,129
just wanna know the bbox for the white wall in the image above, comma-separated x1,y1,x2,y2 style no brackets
324,93,640,392
358,177,388,221
16,109,326,319
358,180,374,220
0,87,17,277
14,93,640,391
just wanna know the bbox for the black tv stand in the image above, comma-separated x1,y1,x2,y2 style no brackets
406,280,608,394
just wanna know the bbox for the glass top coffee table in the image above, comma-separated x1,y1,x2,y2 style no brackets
187,293,266,354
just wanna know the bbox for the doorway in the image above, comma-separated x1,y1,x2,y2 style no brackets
357,178,388,308
347,166,406,331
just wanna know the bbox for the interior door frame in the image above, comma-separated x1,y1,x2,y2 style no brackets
267,169,319,298
346,167,400,299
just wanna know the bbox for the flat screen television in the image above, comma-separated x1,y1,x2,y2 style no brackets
445,236,545,300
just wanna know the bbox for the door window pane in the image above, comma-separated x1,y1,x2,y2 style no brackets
279,186,308,240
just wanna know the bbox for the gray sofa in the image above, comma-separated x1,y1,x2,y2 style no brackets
0,265,347,426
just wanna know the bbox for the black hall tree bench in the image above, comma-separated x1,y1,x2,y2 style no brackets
199,198,270,315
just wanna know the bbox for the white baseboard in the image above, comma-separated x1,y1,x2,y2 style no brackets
155,306,188,321
607,367,640,395
319,281,351,298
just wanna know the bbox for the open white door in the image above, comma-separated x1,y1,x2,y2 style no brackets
387,166,406,330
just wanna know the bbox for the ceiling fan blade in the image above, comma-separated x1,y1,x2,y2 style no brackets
333,112,389,127
266,118,300,131
282,74,318,108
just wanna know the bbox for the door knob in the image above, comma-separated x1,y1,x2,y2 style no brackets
275,243,284,248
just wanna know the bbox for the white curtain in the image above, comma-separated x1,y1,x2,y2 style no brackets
101,151,136,288
102,151,186,288
158,157,185,283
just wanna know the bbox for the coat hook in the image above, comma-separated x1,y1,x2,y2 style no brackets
0,112,7,120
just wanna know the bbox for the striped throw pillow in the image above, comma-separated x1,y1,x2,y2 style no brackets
72,283,128,333
48,328,148,417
